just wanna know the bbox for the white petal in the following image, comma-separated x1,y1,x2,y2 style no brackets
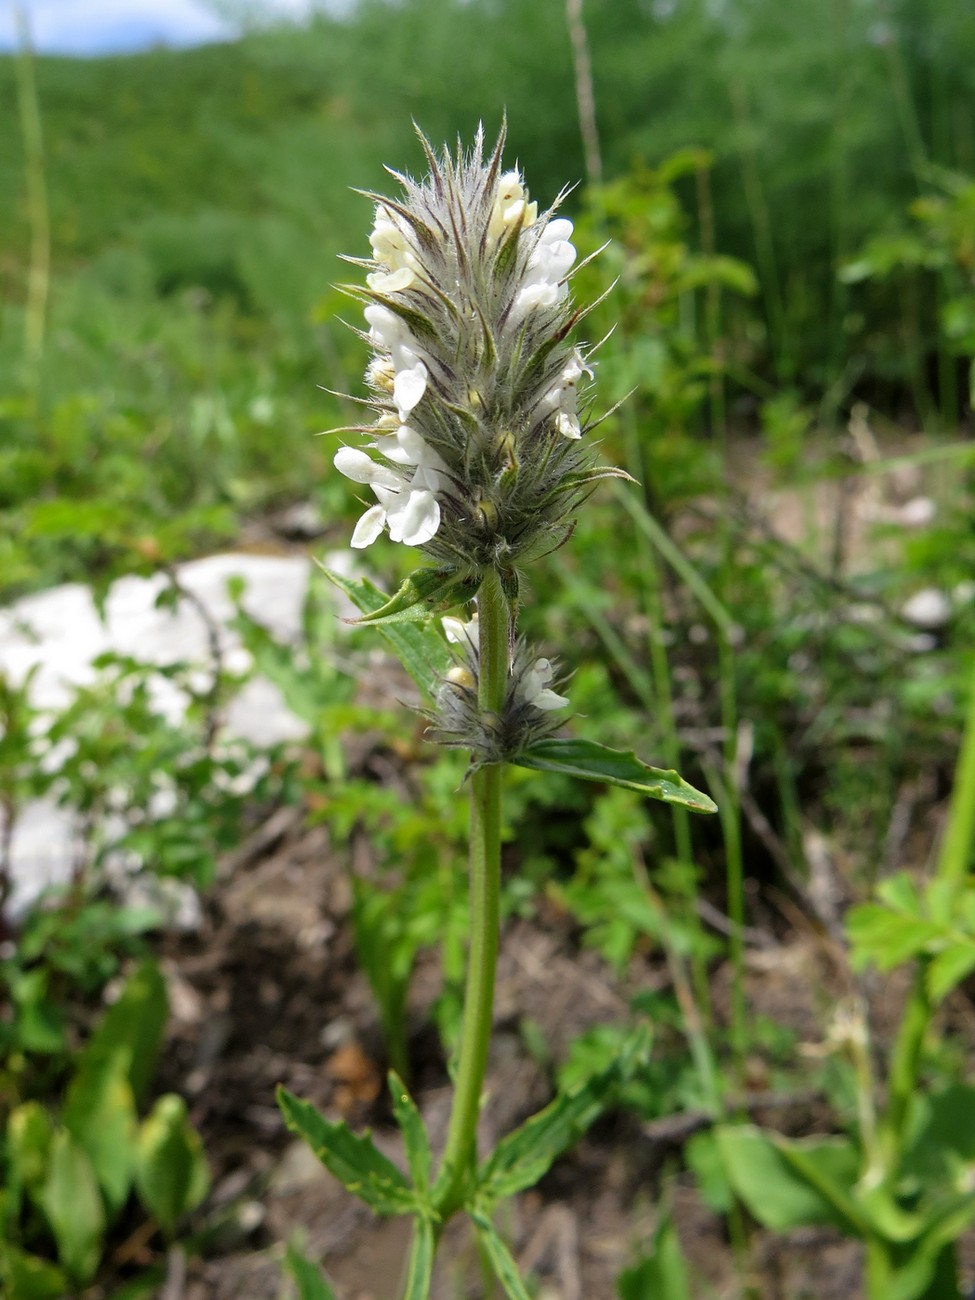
543,218,574,243
366,267,416,293
532,687,571,711
443,614,479,652
393,361,428,414
350,504,387,548
334,447,400,489
386,489,441,545
521,658,569,709
364,303,411,350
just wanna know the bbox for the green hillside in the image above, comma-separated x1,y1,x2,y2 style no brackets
1,0,974,597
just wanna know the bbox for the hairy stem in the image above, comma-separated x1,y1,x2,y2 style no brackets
434,566,508,1221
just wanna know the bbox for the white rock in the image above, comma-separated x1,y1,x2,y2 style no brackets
1,552,332,916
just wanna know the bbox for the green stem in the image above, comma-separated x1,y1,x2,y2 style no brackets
935,652,975,895
434,567,508,1221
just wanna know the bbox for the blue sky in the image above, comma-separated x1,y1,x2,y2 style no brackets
0,1,321,56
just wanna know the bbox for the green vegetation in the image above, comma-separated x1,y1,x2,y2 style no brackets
2,0,975,1296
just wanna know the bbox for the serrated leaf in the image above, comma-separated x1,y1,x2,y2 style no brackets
389,1073,432,1193
715,1125,866,1235
284,1242,337,1300
347,566,480,626
318,565,451,698
469,1211,533,1300
513,739,717,813
135,1095,210,1238
40,1130,105,1284
401,1216,435,1300
277,1087,416,1215
475,1024,650,1205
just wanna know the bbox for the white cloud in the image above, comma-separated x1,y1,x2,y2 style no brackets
0,0,326,56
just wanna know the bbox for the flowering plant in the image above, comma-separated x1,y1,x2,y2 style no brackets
277,124,715,1300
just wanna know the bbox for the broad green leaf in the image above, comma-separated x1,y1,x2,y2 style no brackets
927,942,975,1003
40,1130,105,1284
13,972,66,1055
876,872,922,914
902,1083,975,1187
389,1072,432,1193
513,739,717,814
277,1087,416,1215
318,565,451,699
401,1216,435,1300
284,1242,337,1300
135,1095,210,1238
617,1211,691,1300
469,1210,533,1300
63,1056,138,1216
76,961,168,1106
343,566,480,626
715,1126,866,1235
475,1024,651,1205
7,1102,53,1195
684,1129,734,1214
846,905,942,971
0,1244,68,1300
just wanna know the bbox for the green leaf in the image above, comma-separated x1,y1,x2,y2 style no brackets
63,1055,138,1216
513,739,717,814
0,1244,69,1300
345,566,480,626
77,961,168,1106
284,1242,337,1300
927,942,975,1003
401,1216,435,1300
715,1125,866,1235
277,1087,417,1215
389,1073,432,1193
318,565,451,698
7,1102,53,1197
135,1095,210,1238
846,904,942,972
902,1083,975,1187
469,1210,533,1300
618,1210,691,1300
40,1130,105,1284
475,1024,651,1205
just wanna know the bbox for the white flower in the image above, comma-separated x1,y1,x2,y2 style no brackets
443,613,480,654
334,445,441,549
370,205,420,274
364,303,429,418
488,170,538,242
367,266,416,294
518,657,569,711
509,218,577,326
537,349,593,439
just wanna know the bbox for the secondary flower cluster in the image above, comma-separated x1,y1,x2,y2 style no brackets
334,125,608,574
427,614,571,763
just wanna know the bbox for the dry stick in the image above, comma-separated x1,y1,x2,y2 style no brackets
565,0,602,191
